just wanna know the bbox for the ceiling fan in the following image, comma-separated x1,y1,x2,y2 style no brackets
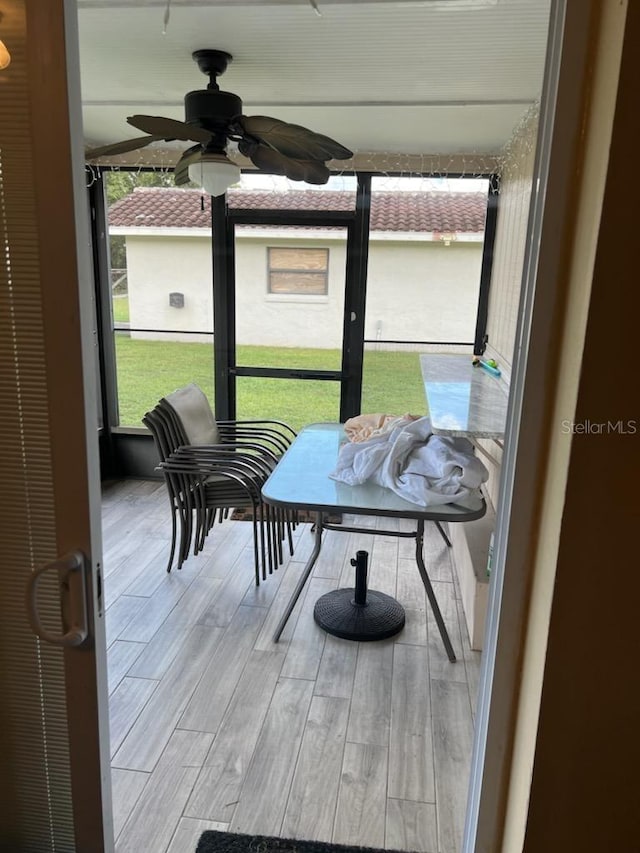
85,49,353,195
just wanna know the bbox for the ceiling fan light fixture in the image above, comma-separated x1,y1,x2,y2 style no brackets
0,38,11,70
188,151,240,197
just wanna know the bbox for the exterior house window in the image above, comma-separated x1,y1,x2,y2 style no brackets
267,247,329,295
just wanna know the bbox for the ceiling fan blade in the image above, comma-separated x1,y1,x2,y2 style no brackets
298,160,332,185
240,140,287,176
239,140,331,185
127,115,213,144
237,115,352,162
174,145,204,186
85,135,163,159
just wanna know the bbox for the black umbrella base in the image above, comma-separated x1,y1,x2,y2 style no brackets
313,588,405,641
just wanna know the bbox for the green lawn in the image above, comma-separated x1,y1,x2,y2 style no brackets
115,336,428,431
112,296,130,324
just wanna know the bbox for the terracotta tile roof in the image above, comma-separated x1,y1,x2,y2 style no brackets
108,187,487,233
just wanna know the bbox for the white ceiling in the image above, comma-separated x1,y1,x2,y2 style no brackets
77,0,552,163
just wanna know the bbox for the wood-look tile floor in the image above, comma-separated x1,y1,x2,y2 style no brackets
103,479,482,853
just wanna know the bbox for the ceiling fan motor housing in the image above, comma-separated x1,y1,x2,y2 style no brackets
184,89,243,133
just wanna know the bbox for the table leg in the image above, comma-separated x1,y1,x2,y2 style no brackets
415,519,457,662
435,520,452,548
273,510,323,642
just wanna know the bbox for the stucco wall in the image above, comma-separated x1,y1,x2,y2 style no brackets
125,229,484,348
365,237,481,342
126,233,213,343
235,234,346,349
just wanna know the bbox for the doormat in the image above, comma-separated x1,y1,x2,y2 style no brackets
196,831,412,853
230,507,341,525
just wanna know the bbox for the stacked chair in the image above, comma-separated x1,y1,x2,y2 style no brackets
143,383,297,584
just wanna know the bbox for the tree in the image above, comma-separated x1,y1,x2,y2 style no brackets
105,169,176,273
105,169,175,207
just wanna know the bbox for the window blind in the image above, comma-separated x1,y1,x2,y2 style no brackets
0,2,75,848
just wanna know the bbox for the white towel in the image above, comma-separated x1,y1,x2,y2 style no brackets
330,416,488,508
343,412,420,443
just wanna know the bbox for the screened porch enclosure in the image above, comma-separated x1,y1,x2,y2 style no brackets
101,173,492,445
99,172,495,853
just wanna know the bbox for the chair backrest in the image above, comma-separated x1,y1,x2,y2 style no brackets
142,404,181,460
163,383,219,445
142,407,168,459
143,384,220,495
142,403,197,502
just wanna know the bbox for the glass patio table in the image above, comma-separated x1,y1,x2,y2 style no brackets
262,422,486,660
